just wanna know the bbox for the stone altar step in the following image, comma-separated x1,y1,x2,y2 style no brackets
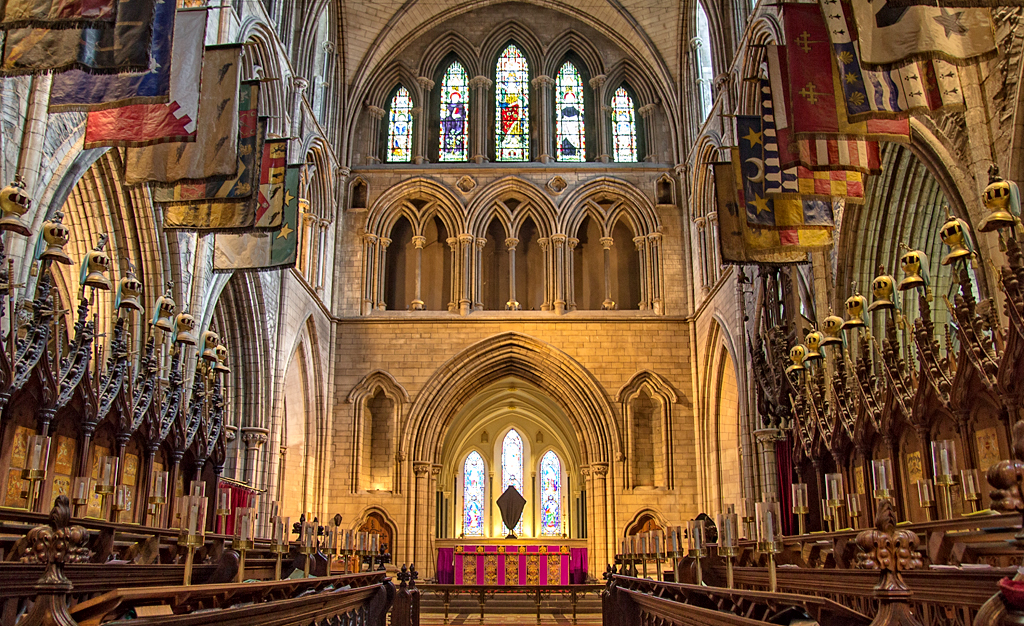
419,590,601,624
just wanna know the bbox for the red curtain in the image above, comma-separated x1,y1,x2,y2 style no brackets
217,479,258,536
775,433,794,536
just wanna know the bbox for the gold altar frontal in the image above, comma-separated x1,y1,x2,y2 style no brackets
436,538,589,585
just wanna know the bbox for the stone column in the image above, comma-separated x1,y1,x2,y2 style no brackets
410,106,424,163
411,236,426,310
427,464,442,577
415,76,435,165
474,238,486,310
413,462,431,570
366,105,386,164
376,236,391,310
693,217,709,294
600,237,615,310
538,237,552,311
588,75,608,162
505,238,520,310
551,235,567,314
648,232,663,314
531,75,555,162
633,236,649,310
581,466,593,569
447,237,459,312
241,428,269,487
754,428,783,503
458,234,474,315
299,212,315,278
638,103,657,162
363,234,379,315
468,76,492,163
566,238,578,311
591,463,610,571
317,220,330,290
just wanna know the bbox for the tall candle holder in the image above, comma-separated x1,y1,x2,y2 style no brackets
820,499,833,533
716,511,739,589
651,530,663,581
112,484,133,523
629,535,639,577
215,489,231,534
148,470,169,527
668,526,682,580
847,493,863,529
94,456,117,518
791,483,809,535
961,468,981,513
271,515,290,580
687,519,705,586
342,529,353,574
640,531,650,578
301,521,316,577
177,493,208,586
234,507,255,583
742,497,756,539
931,440,958,519
825,473,845,531
71,477,90,517
327,517,341,575
20,435,50,512
755,501,782,593
916,479,935,522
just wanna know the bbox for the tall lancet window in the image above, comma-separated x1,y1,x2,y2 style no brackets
387,87,413,162
555,62,585,162
695,3,714,118
501,429,524,534
611,87,638,162
539,450,562,535
439,62,470,162
495,45,529,161
463,451,485,536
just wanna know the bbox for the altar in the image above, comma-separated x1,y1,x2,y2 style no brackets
435,538,588,585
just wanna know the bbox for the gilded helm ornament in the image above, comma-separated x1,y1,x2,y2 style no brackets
897,248,929,292
115,266,143,312
803,330,823,362
37,211,72,265
786,344,807,374
820,314,845,347
79,234,112,291
151,286,176,332
867,272,895,312
980,165,1020,233
174,312,198,346
939,215,974,266
0,176,32,236
200,330,220,363
842,293,868,329
214,343,230,374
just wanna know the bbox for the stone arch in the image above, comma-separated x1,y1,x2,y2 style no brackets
405,332,616,467
467,176,557,239
365,63,423,112
735,16,781,116
348,370,410,493
352,506,400,556
238,19,290,136
690,132,724,292
559,177,659,238
366,177,465,238
418,31,481,80
543,31,605,79
616,370,678,490
480,21,544,74
623,508,668,537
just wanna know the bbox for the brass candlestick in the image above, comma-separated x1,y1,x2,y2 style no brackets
687,519,706,586
20,468,44,512
179,533,204,586
235,539,253,583
716,511,739,589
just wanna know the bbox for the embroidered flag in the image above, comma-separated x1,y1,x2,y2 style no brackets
796,166,864,202
846,0,995,69
48,2,182,113
796,137,880,173
163,137,288,231
213,165,302,271
820,0,966,120
0,0,115,29
884,0,1024,7
119,44,243,180
82,7,206,148
144,86,260,193
1,0,157,76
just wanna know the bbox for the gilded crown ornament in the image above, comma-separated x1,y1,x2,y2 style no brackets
842,291,868,329
867,269,896,312
115,265,143,312
939,213,974,266
0,175,32,236
37,211,72,265
786,344,807,374
174,311,198,346
820,313,845,347
79,234,112,291
980,164,1020,233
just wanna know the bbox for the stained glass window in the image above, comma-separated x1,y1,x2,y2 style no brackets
695,5,714,118
611,87,638,162
463,451,485,536
501,429,524,534
555,62,585,162
387,87,413,162
539,450,561,536
439,62,469,162
495,45,529,161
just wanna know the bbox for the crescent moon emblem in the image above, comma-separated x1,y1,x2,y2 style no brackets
745,158,766,183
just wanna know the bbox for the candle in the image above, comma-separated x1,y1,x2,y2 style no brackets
871,458,893,498
755,501,780,546
716,512,738,550
115,485,133,511
916,479,935,506
151,471,168,502
687,519,705,553
791,483,809,512
217,489,230,513
273,516,289,547
235,508,255,542
962,468,981,499
670,527,680,554
652,531,661,558
26,435,50,472
847,493,863,517
190,480,206,497
73,476,90,503
621,539,627,558
931,440,957,481
98,456,117,490
826,473,845,503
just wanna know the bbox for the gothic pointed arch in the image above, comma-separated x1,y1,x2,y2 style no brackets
348,370,410,493
467,176,557,239
559,177,659,237
366,177,465,238
615,370,678,489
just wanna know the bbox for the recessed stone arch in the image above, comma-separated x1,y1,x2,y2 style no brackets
616,370,678,490
348,370,410,493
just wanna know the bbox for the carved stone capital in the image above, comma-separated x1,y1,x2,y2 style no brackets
531,75,555,89
366,105,386,120
241,427,269,448
551,234,567,246
589,74,606,90
591,462,609,477
446,236,459,249
469,76,492,90
505,237,519,250
632,236,647,250
364,233,379,244
648,232,663,243
637,103,657,118
458,233,475,245
567,237,579,250
379,236,392,249
538,237,550,251
417,76,435,91
599,236,615,250
475,237,487,249
413,462,431,476
410,106,422,118
411,236,427,249
292,76,310,92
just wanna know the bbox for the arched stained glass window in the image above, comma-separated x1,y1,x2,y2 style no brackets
695,4,714,117
501,429,524,534
555,62,585,162
539,451,561,535
463,451,485,536
387,87,413,162
495,45,529,161
611,87,638,163
439,62,469,162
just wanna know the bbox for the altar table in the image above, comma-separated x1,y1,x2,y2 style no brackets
435,541,588,585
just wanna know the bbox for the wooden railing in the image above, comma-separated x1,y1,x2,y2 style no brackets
602,575,871,626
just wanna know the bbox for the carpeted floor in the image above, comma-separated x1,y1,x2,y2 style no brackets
420,613,601,625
